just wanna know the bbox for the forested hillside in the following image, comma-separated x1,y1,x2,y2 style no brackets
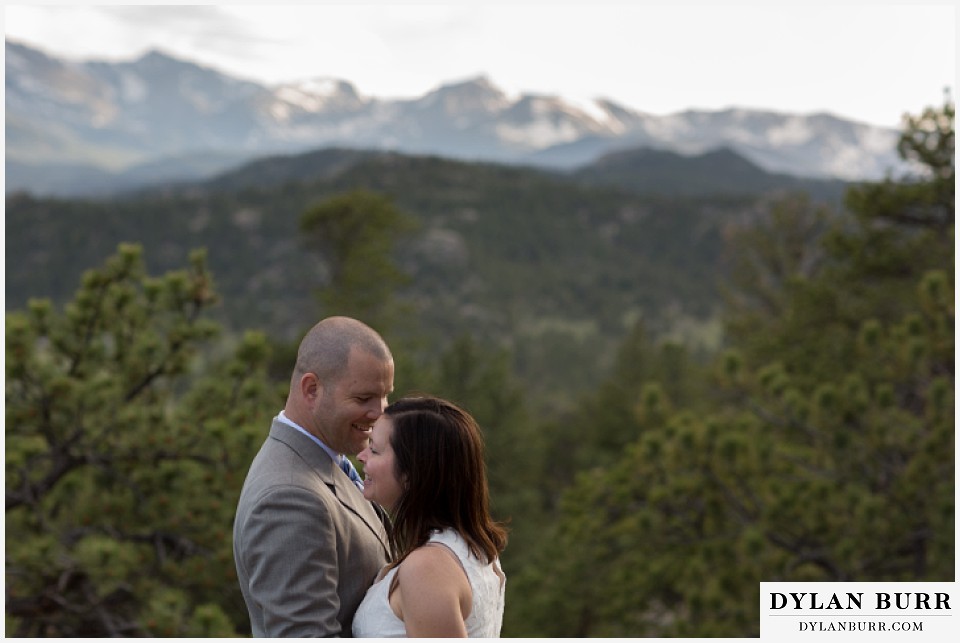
572,146,849,200
6,146,841,404
5,100,953,637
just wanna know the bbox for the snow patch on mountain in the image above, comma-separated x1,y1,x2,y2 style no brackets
274,86,332,112
644,113,695,139
767,117,814,145
496,118,584,148
858,125,900,153
118,71,148,103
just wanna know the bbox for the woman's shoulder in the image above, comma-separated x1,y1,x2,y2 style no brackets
402,531,471,584
402,542,463,577
396,541,472,608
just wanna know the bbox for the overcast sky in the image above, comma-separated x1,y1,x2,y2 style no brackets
3,3,956,127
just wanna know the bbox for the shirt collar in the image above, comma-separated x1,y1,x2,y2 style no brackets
276,410,342,464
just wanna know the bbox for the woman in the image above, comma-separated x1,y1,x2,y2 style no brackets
352,396,508,637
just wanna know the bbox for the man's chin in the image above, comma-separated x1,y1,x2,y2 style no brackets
350,440,370,456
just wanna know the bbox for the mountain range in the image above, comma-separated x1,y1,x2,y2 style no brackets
5,39,908,196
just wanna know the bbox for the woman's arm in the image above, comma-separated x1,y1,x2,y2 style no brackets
393,545,472,637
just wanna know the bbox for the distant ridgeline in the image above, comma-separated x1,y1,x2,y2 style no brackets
6,38,900,198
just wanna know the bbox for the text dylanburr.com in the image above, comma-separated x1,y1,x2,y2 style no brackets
760,582,955,641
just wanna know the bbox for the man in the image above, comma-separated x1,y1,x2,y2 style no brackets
233,316,394,636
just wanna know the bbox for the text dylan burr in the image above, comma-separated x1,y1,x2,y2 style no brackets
770,592,951,611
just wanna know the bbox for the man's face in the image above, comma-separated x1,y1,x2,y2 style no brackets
312,348,394,456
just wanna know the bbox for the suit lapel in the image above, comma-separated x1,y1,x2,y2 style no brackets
331,470,390,545
269,421,390,553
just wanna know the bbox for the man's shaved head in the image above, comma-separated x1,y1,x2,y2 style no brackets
292,316,392,386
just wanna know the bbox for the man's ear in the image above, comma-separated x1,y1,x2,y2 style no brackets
299,372,321,402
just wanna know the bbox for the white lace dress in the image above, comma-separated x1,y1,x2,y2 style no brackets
352,529,506,637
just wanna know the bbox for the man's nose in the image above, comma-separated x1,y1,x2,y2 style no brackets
368,397,388,417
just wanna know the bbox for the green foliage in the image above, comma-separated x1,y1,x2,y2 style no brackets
722,99,954,386
538,321,712,499
508,100,955,636
300,189,418,334
721,192,830,336
514,267,953,636
5,245,278,636
425,335,545,565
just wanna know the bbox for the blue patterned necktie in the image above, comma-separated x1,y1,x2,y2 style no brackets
340,456,364,491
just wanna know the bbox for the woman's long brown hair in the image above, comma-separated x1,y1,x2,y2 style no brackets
383,396,508,567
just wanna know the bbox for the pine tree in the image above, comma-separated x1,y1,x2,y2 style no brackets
5,244,279,636
299,189,418,335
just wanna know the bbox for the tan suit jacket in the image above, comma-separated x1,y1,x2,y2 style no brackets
233,420,390,637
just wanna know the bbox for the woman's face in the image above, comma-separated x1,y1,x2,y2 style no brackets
357,415,404,512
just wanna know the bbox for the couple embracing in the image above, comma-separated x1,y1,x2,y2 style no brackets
233,317,507,637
